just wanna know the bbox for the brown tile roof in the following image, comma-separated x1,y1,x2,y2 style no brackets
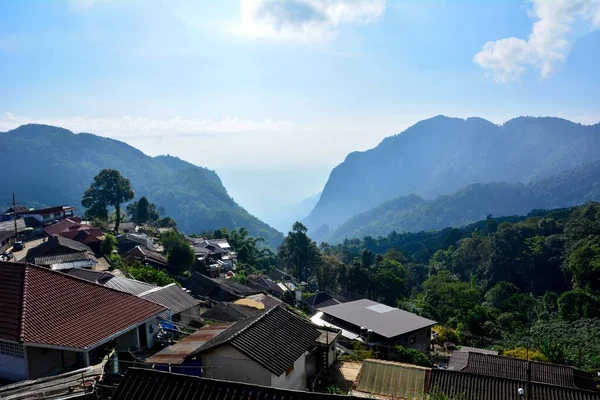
430,369,600,400
112,368,354,400
190,306,321,376
448,351,598,390
0,262,166,349
145,323,234,365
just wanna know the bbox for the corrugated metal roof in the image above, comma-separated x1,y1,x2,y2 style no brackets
448,351,597,390
356,359,428,399
112,368,354,400
139,283,200,317
34,251,94,265
319,299,436,339
457,346,499,355
146,323,234,365
430,369,600,400
191,306,321,376
310,312,361,341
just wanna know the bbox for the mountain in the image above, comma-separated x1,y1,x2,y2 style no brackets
0,124,283,246
305,116,600,235
327,161,600,242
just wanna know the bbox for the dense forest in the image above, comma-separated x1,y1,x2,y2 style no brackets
231,203,600,371
327,161,600,242
305,116,600,236
0,124,283,246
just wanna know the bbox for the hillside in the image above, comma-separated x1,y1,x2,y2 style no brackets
304,116,600,234
0,124,283,246
327,161,600,242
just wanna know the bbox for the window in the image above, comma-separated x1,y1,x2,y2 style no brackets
286,365,294,376
0,341,24,358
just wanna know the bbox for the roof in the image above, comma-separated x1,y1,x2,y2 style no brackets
247,275,284,294
319,299,436,339
67,268,157,296
268,268,295,282
0,218,27,233
18,205,75,215
146,323,235,365
4,205,30,214
214,278,260,296
139,283,200,317
190,306,321,376
429,369,600,400
305,291,344,309
112,368,354,400
356,359,428,399
44,218,103,240
447,352,598,390
33,251,96,266
316,328,341,345
117,233,153,249
238,292,282,310
0,262,165,349
310,311,361,341
457,346,499,355
123,245,169,265
182,273,259,302
201,303,264,323
25,235,93,263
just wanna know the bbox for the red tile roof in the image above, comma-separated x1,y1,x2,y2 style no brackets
0,262,166,350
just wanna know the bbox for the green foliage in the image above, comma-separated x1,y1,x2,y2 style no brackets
124,262,177,286
503,347,549,362
351,342,374,360
127,196,160,224
278,222,322,282
557,290,600,321
392,345,431,367
161,231,195,272
427,387,466,400
109,253,125,270
82,169,135,233
281,290,296,306
101,233,118,255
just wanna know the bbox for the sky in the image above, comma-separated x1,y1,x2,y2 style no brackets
1,0,599,226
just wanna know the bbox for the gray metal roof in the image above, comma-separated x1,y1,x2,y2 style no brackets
319,299,436,339
139,283,200,317
104,276,157,296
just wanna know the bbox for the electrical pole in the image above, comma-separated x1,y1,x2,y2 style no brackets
13,193,18,241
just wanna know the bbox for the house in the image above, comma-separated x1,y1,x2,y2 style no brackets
0,218,33,249
247,274,285,296
304,291,352,313
201,303,264,323
111,367,353,400
67,268,157,295
1,205,31,221
182,272,261,303
123,245,170,270
18,205,76,226
139,283,202,325
317,299,436,354
25,235,98,270
147,306,320,390
447,351,599,391
44,218,103,253
117,233,154,252
429,369,600,400
0,231,13,253
0,262,165,382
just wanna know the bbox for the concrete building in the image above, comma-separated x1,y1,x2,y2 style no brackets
0,262,166,382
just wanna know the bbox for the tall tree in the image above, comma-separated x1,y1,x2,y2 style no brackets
277,222,321,281
127,196,160,224
82,169,134,233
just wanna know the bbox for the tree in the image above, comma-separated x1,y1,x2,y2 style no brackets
82,169,134,233
557,289,600,321
316,254,342,291
101,233,118,255
392,345,431,367
484,281,519,311
278,222,322,282
161,231,195,272
370,258,408,306
127,196,160,224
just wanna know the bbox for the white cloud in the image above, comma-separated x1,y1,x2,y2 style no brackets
0,112,292,138
235,0,386,41
474,0,600,83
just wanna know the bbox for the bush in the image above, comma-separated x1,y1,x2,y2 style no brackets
503,347,549,362
124,262,178,286
101,233,118,255
433,325,458,343
393,345,431,367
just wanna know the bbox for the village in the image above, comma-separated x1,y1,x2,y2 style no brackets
0,202,599,400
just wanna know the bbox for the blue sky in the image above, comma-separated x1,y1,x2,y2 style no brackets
1,0,599,226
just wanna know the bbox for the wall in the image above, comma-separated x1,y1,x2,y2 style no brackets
202,345,271,386
115,327,139,351
26,346,84,379
270,352,307,390
179,306,202,326
0,342,27,381
145,320,158,349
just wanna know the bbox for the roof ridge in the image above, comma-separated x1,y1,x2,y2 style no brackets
19,264,30,343
227,303,279,342
139,283,175,296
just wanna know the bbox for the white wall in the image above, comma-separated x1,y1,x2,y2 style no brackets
202,345,271,386
0,354,27,381
271,352,307,390
146,320,159,349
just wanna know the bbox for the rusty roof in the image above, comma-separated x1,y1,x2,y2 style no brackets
145,323,234,365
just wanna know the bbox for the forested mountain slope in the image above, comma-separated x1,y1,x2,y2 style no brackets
305,116,600,235
0,124,283,246
327,161,600,242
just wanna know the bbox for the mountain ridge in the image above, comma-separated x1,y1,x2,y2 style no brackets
0,124,283,246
